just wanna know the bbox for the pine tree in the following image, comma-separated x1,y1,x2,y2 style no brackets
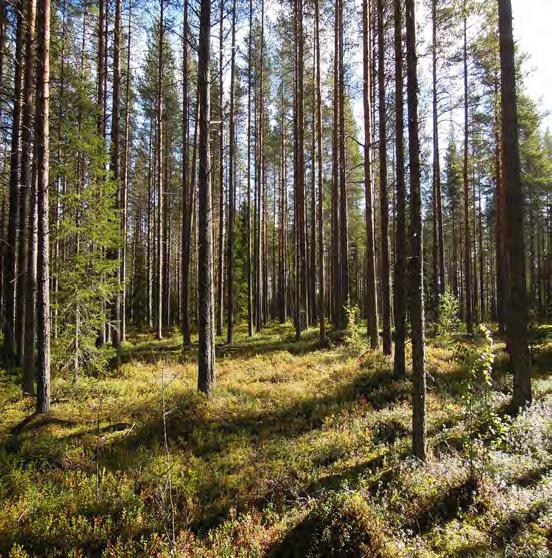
197,0,216,395
377,0,392,355
498,0,531,411
36,0,51,414
406,0,427,460
393,0,407,377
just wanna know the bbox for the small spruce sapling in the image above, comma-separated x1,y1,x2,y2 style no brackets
437,288,462,340
460,325,510,475
344,302,364,352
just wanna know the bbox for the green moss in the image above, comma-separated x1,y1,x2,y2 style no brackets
0,322,550,557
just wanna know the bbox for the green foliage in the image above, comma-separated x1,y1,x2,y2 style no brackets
0,323,550,557
460,325,510,470
51,55,121,376
437,289,462,339
343,302,364,351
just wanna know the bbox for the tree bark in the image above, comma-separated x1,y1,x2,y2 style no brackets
246,0,253,337
197,0,216,395
315,0,326,343
216,0,225,337
393,0,406,377
0,2,6,321
19,0,36,390
121,1,132,342
338,0,349,328
362,0,378,349
377,0,391,354
4,2,24,362
498,0,531,410
405,0,426,461
294,0,307,339
181,0,192,347
462,5,473,334
155,0,164,340
97,0,105,136
110,0,122,350
226,0,236,345
309,52,317,327
331,0,341,326
431,0,445,300
36,0,51,414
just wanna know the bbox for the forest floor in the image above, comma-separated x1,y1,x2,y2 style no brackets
0,323,551,557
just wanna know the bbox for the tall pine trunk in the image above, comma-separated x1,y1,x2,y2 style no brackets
294,0,307,340
110,0,121,350
226,0,237,345
181,0,193,347
197,0,215,395
155,0,164,340
216,0,225,337
4,2,24,362
337,0,349,327
246,0,253,337
19,0,36,390
462,5,473,334
431,0,445,300
363,0,378,349
405,0,426,461
498,0,531,410
393,0,406,377
36,0,51,414
331,0,341,326
377,0,391,354
121,2,132,342
315,0,326,343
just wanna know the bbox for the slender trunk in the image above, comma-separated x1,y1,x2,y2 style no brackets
4,2,24,361
377,0,391,354
478,183,485,318
156,0,164,340
363,0,378,349
121,1,132,342
147,124,153,328
431,0,445,300
405,0,426,461
393,0,406,376
315,0,326,342
309,52,317,327
494,81,506,332
181,0,192,346
462,6,473,334
97,0,105,136
197,0,215,395
331,0,341,325
246,0,253,337
19,0,36,390
278,89,287,324
294,0,307,339
36,0,51,414
226,0,236,345
96,0,108,357
338,0,349,327
0,2,7,320
23,156,37,390
256,0,265,332
162,148,171,327
110,0,122,349
216,0,224,337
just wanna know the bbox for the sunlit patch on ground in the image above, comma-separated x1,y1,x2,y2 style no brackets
0,323,550,557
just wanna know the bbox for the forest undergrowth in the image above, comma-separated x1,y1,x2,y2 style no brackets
0,323,550,557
